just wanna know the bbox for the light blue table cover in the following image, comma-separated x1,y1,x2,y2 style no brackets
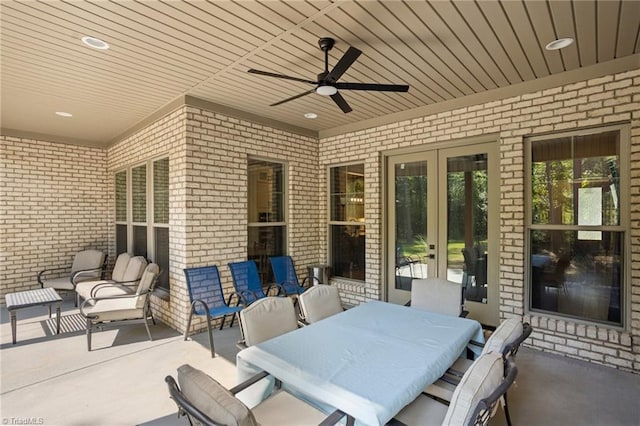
236,300,484,425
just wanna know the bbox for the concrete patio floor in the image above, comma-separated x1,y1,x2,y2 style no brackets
1,297,638,425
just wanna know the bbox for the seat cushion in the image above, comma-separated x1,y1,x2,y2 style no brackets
394,393,449,426
442,352,504,426
299,285,342,323
111,253,132,282
252,389,328,425
83,297,143,322
240,297,297,347
42,277,74,291
483,318,523,355
177,364,258,426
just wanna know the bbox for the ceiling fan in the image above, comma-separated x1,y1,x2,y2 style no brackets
248,37,410,113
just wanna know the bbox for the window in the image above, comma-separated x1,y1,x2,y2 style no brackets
115,157,170,294
329,163,365,280
247,158,286,284
527,127,627,326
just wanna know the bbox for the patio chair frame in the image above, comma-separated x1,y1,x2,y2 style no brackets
183,265,244,358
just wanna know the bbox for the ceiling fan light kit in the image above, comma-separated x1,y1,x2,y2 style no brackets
248,37,409,113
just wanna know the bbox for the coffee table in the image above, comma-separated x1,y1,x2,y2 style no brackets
5,287,62,344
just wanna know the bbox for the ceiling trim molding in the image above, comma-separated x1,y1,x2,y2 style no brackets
0,128,98,148
184,95,318,139
319,54,640,140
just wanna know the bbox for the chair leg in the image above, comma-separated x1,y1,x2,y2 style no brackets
205,313,215,358
184,309,194,341
144,316,153,342
229,312,236,328
86,318,93,351
219,315,226,330
504,391,513,426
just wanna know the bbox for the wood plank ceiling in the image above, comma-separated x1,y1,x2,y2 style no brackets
1,0,638,146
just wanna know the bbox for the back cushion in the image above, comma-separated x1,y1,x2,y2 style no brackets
111,253,132,282
72,250,105,279
240,297,297,346
122,256,147,282
411,278,462,317
177,364,258,426
482,318,523,355
135,263,159,308
300,285,342,323
442,352,504,426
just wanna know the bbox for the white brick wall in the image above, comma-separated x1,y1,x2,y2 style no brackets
2,68,637,372
0,137,108,297
320,68,640,372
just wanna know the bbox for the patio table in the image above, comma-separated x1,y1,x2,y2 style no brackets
236,300,484,425
5,287,62,344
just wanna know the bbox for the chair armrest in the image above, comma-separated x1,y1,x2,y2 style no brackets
71,267,110,285
37,267,70,286
226,291,245,307
90,281,137,298
238,289,258,305
300,276,315,290
267,283,287,296
227,371,270,394
459,310,469,318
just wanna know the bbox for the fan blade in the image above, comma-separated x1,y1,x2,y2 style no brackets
328,46,362,81
248,69,316,85
330,92,352,113
336,82,409,92
270,89,316,106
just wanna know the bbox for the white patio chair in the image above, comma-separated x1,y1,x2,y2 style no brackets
237,296,298,348
166,364,350,426
425,318,532,426
395,353,517,426
298,284,343,324
410,277,466,317
79,263,160,351
38,249,107,304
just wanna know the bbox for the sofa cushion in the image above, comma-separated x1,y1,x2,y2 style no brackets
177,364,258,426
122,256,147,282
111,253,132,282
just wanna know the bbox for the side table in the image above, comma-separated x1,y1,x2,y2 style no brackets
5,287,62,344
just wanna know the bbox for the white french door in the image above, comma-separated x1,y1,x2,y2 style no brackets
386,141,499,326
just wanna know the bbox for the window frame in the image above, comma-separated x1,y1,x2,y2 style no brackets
524,124,630,329
114,155,170,296
328,161,366,282
247,156,288,282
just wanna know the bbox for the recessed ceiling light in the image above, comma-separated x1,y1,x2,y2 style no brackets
545,38,574,50
55,111,73,117
304,112,318,119
81,36,110,50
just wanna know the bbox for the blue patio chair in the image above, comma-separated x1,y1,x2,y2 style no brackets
270,256,315,296
183,265,243,358
228,260,280,305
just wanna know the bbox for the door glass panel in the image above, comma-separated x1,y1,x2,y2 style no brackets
447,154,488,303
394,161,428,290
